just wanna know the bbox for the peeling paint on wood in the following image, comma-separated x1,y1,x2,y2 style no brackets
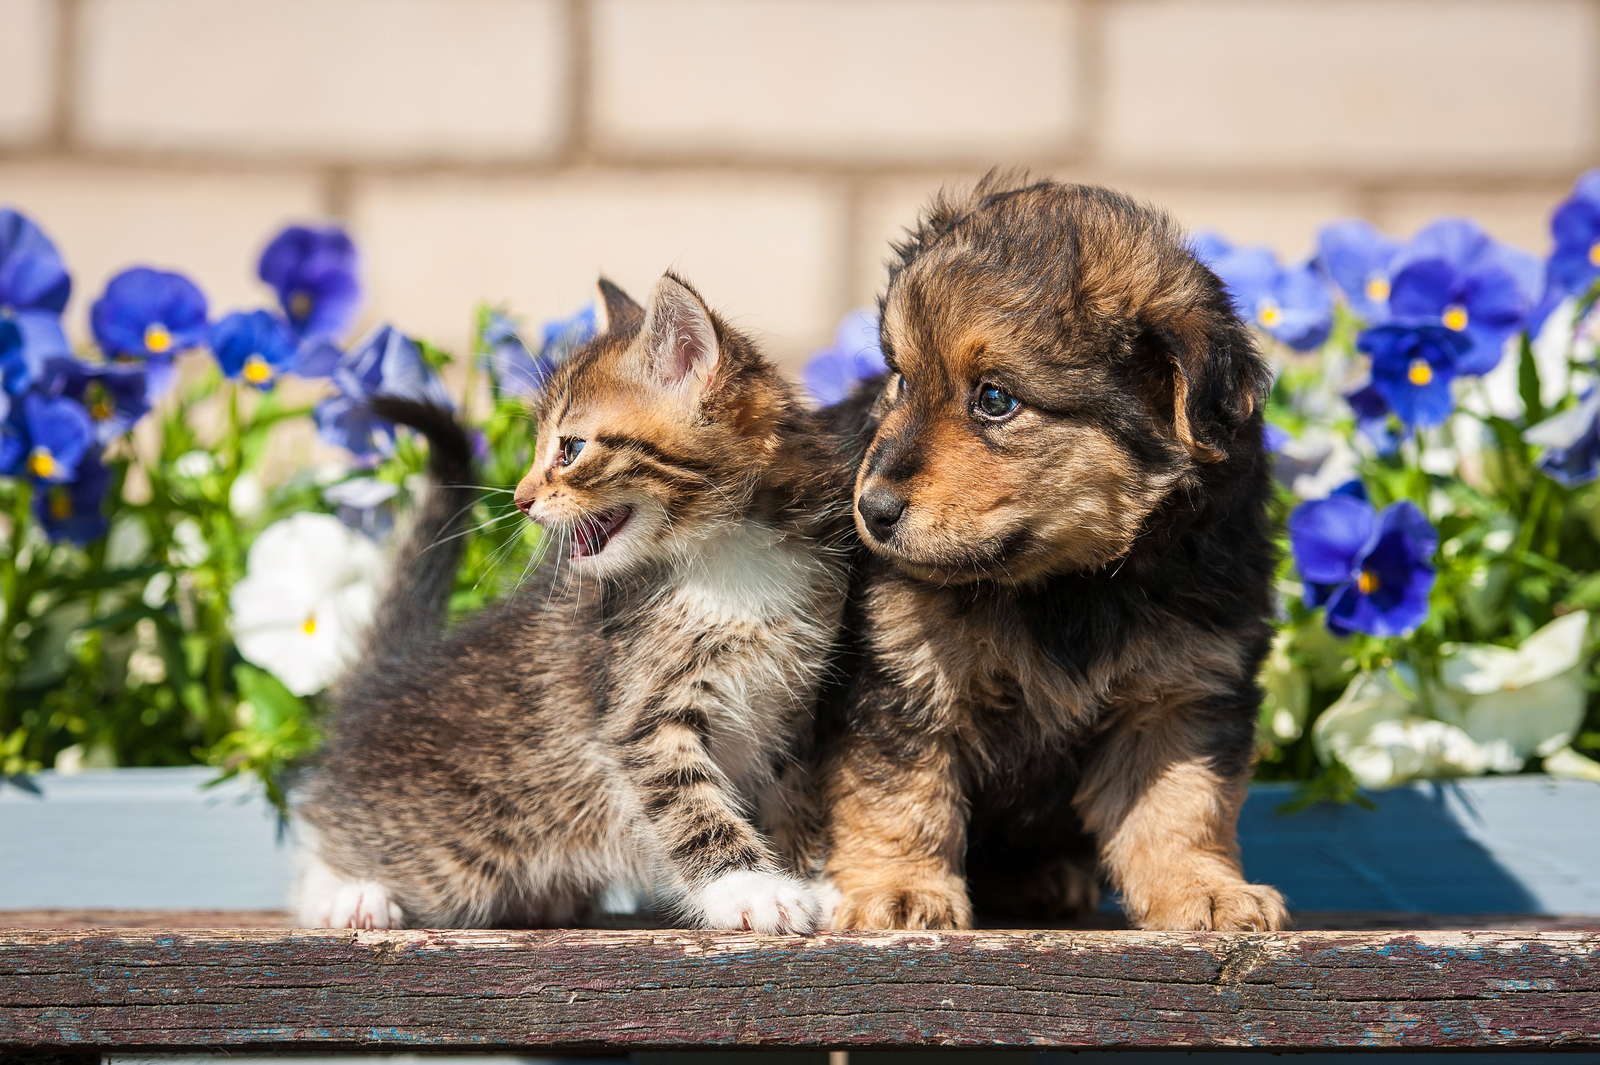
1,928,1597,1052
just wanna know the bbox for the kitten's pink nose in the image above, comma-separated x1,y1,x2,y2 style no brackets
514,494,535,516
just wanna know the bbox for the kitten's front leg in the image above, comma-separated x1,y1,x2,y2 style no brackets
615,698,818,934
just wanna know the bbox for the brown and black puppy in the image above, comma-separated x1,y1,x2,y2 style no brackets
818,174,1288,931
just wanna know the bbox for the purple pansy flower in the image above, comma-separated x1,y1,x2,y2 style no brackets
1526,388,1600,487
258,225,361,341
1316,219,1401,321
89,267,208,393
1386,218,1536,375
210,310,299,390
0,207,72,373
35,355,152,445
0,390,94,484
1262,422,1292,454
316,325,449,462
1356,323,1469,430
1,319,27,404
1344,381,1405,456
33,450,111,545
1289,496,1436,638
1194,234,1332,351
803,309,887,404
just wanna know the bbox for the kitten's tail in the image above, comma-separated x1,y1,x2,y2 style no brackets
364,397,477,658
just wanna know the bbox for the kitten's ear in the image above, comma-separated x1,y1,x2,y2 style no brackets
595,276,644,334
640,274,719,387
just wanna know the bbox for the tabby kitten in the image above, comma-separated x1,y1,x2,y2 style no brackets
294,274,851,933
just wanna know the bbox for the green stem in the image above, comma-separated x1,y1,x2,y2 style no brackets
1,479,35,682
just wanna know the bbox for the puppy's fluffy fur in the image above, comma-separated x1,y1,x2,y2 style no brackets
817,174,1287,931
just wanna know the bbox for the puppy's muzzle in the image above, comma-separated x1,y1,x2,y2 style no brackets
857,485,907,542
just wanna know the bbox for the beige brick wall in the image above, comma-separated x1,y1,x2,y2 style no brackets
2,0,1596,369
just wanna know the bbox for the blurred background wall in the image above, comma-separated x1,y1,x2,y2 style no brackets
1,0,1596,369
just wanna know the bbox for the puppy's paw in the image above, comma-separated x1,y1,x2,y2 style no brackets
830,877,972,931
316,879,404,930
691,870,818,934
1139,880,1287,932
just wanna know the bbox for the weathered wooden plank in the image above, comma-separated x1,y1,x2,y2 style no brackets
1,929,1597,1052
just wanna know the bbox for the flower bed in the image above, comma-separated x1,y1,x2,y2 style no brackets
4,173,1600,806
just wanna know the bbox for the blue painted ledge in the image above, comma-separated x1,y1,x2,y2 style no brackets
2,767,1597,914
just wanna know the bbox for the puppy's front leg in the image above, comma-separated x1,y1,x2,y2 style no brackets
1075,694,1287,932
823,681,971,930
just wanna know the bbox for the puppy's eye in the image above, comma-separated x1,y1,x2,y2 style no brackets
558,437,586,466
973,383,1021,420
890,373,908,402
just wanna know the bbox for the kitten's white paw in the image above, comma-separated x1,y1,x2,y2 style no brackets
810,877,844,930
296,860,404,929
691,870,818,934
328,880,404,929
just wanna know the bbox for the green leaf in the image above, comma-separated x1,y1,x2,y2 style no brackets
232,663,305,731
1517,334,1545,424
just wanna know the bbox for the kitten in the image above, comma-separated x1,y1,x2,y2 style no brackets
294,274,851,933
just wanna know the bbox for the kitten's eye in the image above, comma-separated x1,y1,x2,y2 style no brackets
973,383,1021,421
558,437,586,466
891,373,909,401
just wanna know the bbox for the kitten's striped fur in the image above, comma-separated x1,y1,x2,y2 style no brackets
294,275,851,932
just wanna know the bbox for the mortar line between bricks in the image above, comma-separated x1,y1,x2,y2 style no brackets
1073,0,1105,163
564,0,594,164
46,0,81,150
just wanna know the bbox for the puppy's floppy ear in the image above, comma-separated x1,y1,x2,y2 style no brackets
595,276,644,334
1137,310,1268,465
639,273,720,389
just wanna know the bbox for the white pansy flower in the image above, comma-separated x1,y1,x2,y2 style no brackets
174,450,217,479
229,513,385,696
1259,629,1309,743
1313,668,1490,790
230,473,266,520
170,518,208,567
1544,746,1600,783
1437,611,1591,773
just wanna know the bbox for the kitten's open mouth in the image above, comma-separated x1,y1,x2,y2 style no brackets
570,506,633,559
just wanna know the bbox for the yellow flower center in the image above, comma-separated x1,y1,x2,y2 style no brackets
1441,304,1469,332
49,488,72,521
1589,241,1600,268
242,354,275,385
1407,358,1434,386
87,383,113,421
1365,275,1390,303
301,614,318,636
143,322,174,354
1357,569,1380,595
289,290,313,320
1257,300,1282,328
27,447,57,479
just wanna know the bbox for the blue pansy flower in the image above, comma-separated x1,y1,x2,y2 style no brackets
0,390,94,483
1526,388,1600,487
210,310,298,390
483,305,596,397
1532,170,1600,332
1357,323,1469,430
89,267,209,393
804,309,886,404
36,355,152,444
0,207,72,371
1386,218,1536,375
33,450,111,545
1262,422,1292,454
316,325,450,461
1344,381,1405,456
1316,219,1400,321
324,477,399,540
1,319,28,403
258,225,361,341
1194,234,1332,351
1289,495,1436,638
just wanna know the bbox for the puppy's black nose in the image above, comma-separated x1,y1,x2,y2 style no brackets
857,488,906,541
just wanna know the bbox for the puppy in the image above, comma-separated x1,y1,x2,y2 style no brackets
818,173,1288,931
